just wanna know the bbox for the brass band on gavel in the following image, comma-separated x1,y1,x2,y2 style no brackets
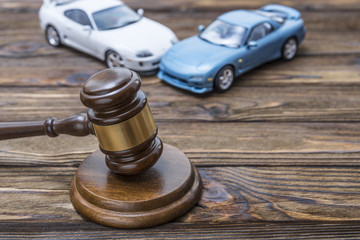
93,103,156,152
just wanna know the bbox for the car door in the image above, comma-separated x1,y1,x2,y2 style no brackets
62,9,96,56
243,22,278,70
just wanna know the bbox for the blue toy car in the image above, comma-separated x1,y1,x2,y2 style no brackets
158,4,306,93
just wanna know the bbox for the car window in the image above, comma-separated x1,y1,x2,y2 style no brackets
247,22,273,42
64,9,92,27
92,5,141,31
199,19,247,48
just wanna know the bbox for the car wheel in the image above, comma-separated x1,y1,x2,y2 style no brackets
106,51,124,68
214,66,234,93
45,25,61,47
282,37,298,61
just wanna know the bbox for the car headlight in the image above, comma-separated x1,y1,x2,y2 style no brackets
136,50,153,58
190,76,204,82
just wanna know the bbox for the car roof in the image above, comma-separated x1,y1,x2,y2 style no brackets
61,0,123,13
218,10,269,28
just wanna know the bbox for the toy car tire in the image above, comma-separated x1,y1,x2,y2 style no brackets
214,66,234,93
45,25,61,47
282,37,298,61
105,51,125,68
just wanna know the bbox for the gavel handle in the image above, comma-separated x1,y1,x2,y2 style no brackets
0,113,94,140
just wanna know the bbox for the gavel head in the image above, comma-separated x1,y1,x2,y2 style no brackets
80,68,163,175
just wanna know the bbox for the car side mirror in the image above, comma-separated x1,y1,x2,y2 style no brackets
83,25,92,32
198,25,205,33
247,41,258,49
137,8,144,17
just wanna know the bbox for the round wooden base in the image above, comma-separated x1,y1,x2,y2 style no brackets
70,144,202,228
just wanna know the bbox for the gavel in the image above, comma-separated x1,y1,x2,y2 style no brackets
0,68,202,228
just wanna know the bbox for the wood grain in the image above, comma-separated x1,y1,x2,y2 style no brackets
2,164,360,224
1,0,360,238
0,84,360,122
1,222,360,239
70,145,202,228
1,122,360,166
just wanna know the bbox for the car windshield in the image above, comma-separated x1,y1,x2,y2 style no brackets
92,5,141,31
199,19,247,48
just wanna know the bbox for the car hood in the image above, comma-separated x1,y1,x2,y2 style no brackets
98,17,176,56
162,36,236,71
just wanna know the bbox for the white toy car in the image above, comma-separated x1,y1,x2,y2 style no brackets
39,0,178,73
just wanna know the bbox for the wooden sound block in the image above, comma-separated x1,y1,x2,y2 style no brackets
70,143,202,228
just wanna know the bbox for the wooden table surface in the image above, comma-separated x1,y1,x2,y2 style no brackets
1,0,360,238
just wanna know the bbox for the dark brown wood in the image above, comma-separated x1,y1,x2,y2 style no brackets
3,163,360,223
0,113,93,140
73,68,202,227
0,66,203,228
1,122,360,167
0,0,360,238
3,222,360,239
70,144,202,228
80,68,164,175
80,68,144,119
